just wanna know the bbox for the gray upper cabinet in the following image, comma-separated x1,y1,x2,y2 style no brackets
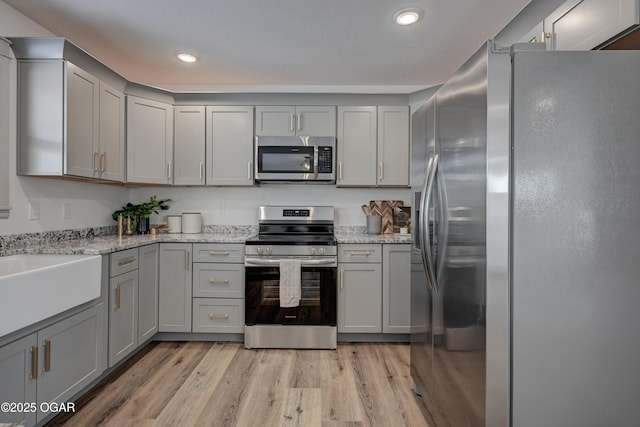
336,106,377,186
206,106,254,186
545,0,639,50
377,106,409,187
126,95,174,184
174,106,205,185
16,60,125,182
337,106,409,187
0,39,10,219
98,81,126,182
255,106,336,137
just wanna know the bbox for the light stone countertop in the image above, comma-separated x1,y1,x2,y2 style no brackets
1,229,411,257
1,232,257,256
335,232,412,244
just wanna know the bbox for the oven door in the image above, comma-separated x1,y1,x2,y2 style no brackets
245,260,337,326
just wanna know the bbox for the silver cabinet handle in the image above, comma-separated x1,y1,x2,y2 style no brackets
340,269,344,291
248,162,252,180
209,314,229,320
297,113,302,132
199,162,204,181
290,114,295,132
209,278,230,284
379,162,384,181
117,256,136,266
101,151,107,172
30,346,39,380
94,151,100,173
339,162,343,181
209,251,230,256
167,161,172,179
349,251,371,256
42,339,51,373
115,284,121,310
185,251,190,271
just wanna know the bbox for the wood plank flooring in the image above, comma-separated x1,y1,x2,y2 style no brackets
46,341,432,427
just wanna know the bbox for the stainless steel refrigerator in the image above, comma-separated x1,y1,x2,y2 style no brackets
410,40,640,426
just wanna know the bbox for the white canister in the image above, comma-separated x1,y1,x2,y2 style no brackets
167,215,182,233
181,212,202,234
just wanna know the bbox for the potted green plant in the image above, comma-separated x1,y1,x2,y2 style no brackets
112,196,171,234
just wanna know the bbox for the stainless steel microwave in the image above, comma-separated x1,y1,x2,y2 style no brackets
254,136,336,183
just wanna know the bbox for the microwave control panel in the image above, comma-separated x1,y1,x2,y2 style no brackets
318,147,333,173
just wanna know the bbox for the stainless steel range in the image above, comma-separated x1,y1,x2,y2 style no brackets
244,206,337,349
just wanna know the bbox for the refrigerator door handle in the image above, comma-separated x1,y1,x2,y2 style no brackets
420,155,438,291
433,159,449,294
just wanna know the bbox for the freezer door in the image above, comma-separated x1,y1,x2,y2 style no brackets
511,50,640,426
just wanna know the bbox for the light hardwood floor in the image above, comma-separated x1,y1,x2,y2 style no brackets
46,341,432,427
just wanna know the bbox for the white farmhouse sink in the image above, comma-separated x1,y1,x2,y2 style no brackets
0,254,102,338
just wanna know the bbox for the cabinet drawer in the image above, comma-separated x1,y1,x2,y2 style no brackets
193,263,244,298
338,244,382,263
192,298,244,333
192,243,244,263
110,248,139,277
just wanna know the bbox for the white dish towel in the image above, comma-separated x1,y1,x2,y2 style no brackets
279,258,302,308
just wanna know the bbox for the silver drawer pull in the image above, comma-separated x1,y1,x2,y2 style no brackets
209,279,230,284
209,251,230,256
208,314,229,320
117,256,136,266
349,251,371,256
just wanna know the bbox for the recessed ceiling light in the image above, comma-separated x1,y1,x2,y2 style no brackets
177,53,197,63
394,8,422,26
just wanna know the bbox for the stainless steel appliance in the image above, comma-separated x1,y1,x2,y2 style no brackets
254,136,336,183
410,41,640,426
244,206,337,349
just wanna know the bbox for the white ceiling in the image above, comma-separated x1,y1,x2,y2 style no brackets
3,0,531,93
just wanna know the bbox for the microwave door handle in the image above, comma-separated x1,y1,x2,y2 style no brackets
313,146,319,178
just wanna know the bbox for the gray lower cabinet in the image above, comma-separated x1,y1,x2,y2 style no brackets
0,303,105,426
108,270,137,366
138,244,159,342
338,244,383,333
191,243,245,333
108,244,158,366
0,334,37,426
382,244,411,333
159,243,193,332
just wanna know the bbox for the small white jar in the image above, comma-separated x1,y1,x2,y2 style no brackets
167,215,182,233
181,212,202,234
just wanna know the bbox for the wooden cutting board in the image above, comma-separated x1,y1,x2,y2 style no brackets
369,200,404,234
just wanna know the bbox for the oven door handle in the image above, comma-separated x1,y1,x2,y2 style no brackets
245,257,337,267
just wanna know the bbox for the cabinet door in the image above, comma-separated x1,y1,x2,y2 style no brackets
206,106,254,185
296,106,336,137
36,303,105,423
174,106,205,185
255,106,296,136
158,244,192,332
337,106,377,186
0,334,37,426
0,41,10,218
65,62,99,179
383,245,411,333
138,244,159,343
338,263,382,333
126,96,174,184
108,270,138,367
546,0,638,50
98,81,125,182
377,106,409,186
